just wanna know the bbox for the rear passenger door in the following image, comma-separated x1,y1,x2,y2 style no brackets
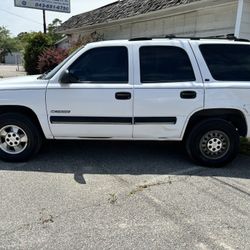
133,41,204,139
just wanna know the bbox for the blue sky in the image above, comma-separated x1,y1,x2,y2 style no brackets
0,0,116,36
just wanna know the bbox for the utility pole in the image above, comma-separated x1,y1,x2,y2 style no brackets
43,10,47,34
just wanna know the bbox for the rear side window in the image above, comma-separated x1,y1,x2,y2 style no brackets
200,44,250,81
69,46,128,83
140,46,196,83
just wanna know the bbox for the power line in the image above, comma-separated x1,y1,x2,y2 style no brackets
0,8,43,26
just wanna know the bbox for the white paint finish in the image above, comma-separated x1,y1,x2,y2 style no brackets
133,94,203,138
0,75,44,90
133,88,204,116
0,88,52,139
46,42,134,138
132,117,187,139
190,40,250,137
46,87,133,137
244,104,250,113
204,88,250,138
1,38,250,142
50,124,132,138
204,88,250,111
0,75,53,138
132,40,204,139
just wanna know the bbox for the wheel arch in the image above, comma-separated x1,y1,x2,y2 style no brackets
0,105,45,138
183,108,248,139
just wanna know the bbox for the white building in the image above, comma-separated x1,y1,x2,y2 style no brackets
57,0,250,45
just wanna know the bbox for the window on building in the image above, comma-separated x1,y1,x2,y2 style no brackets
140,46,195,83
69,47,128,83
200,44,250,81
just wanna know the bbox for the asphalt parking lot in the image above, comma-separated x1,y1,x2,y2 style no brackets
0,140,249,249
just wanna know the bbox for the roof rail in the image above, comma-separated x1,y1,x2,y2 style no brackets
166,34,250,42
129,37,152,41
165,34,200,40
225,34,249,42
129,34,250,42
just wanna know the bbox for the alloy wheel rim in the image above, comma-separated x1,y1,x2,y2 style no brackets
0,125,28,154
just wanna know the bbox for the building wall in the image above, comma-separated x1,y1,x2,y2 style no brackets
237,0,250,39
117,3,237,39
71,2,238,43
56,40,70,50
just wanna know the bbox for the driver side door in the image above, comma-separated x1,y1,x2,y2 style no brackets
46,45,133,139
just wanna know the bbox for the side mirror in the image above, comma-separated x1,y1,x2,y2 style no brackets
60,70,79,84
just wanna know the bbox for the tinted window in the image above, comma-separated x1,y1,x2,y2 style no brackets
140,46,195,83
200,44,250,81
69,47,128,83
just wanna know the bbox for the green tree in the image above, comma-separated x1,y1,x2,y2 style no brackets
17,32,33,49
0,26,20,63
47,18,64,43
24,32,51,75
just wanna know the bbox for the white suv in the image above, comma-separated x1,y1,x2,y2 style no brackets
0,37,250,166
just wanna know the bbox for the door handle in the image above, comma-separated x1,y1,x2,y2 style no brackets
115,92,131,100
180,91,197,99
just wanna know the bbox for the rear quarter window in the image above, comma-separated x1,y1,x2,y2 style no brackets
200,44,250,81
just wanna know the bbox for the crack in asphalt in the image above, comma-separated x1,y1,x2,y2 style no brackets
1,164,248,249
0,203,102,238
211,177,250,197
127,181,228,250
187,177,250,217
103,168,249,249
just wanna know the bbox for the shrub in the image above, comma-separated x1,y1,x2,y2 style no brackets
37,48,69,74
24,32,51,75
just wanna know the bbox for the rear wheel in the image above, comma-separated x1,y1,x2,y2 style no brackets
186,119,240,167
0,113,42,162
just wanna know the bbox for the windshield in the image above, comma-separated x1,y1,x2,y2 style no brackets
38,46,84,80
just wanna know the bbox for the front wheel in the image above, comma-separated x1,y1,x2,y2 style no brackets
186,119,240,167
0,113,42,162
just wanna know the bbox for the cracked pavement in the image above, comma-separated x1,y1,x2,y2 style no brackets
0,141,249,249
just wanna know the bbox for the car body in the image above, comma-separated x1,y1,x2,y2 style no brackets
0,38,250,166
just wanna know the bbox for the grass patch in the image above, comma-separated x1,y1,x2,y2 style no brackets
129,178,172,195
240,138,250,156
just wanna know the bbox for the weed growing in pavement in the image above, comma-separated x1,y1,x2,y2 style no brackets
108,193,118,204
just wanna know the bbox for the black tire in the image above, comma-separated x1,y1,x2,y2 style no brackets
0,113,42,162
186,119,240,167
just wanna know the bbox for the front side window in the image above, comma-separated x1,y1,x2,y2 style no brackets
200,44,250,81
69,47,128,83
140,46,195,83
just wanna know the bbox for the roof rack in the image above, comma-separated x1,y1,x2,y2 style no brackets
165,34,200,40
129,37,152,41
129,34,249,42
